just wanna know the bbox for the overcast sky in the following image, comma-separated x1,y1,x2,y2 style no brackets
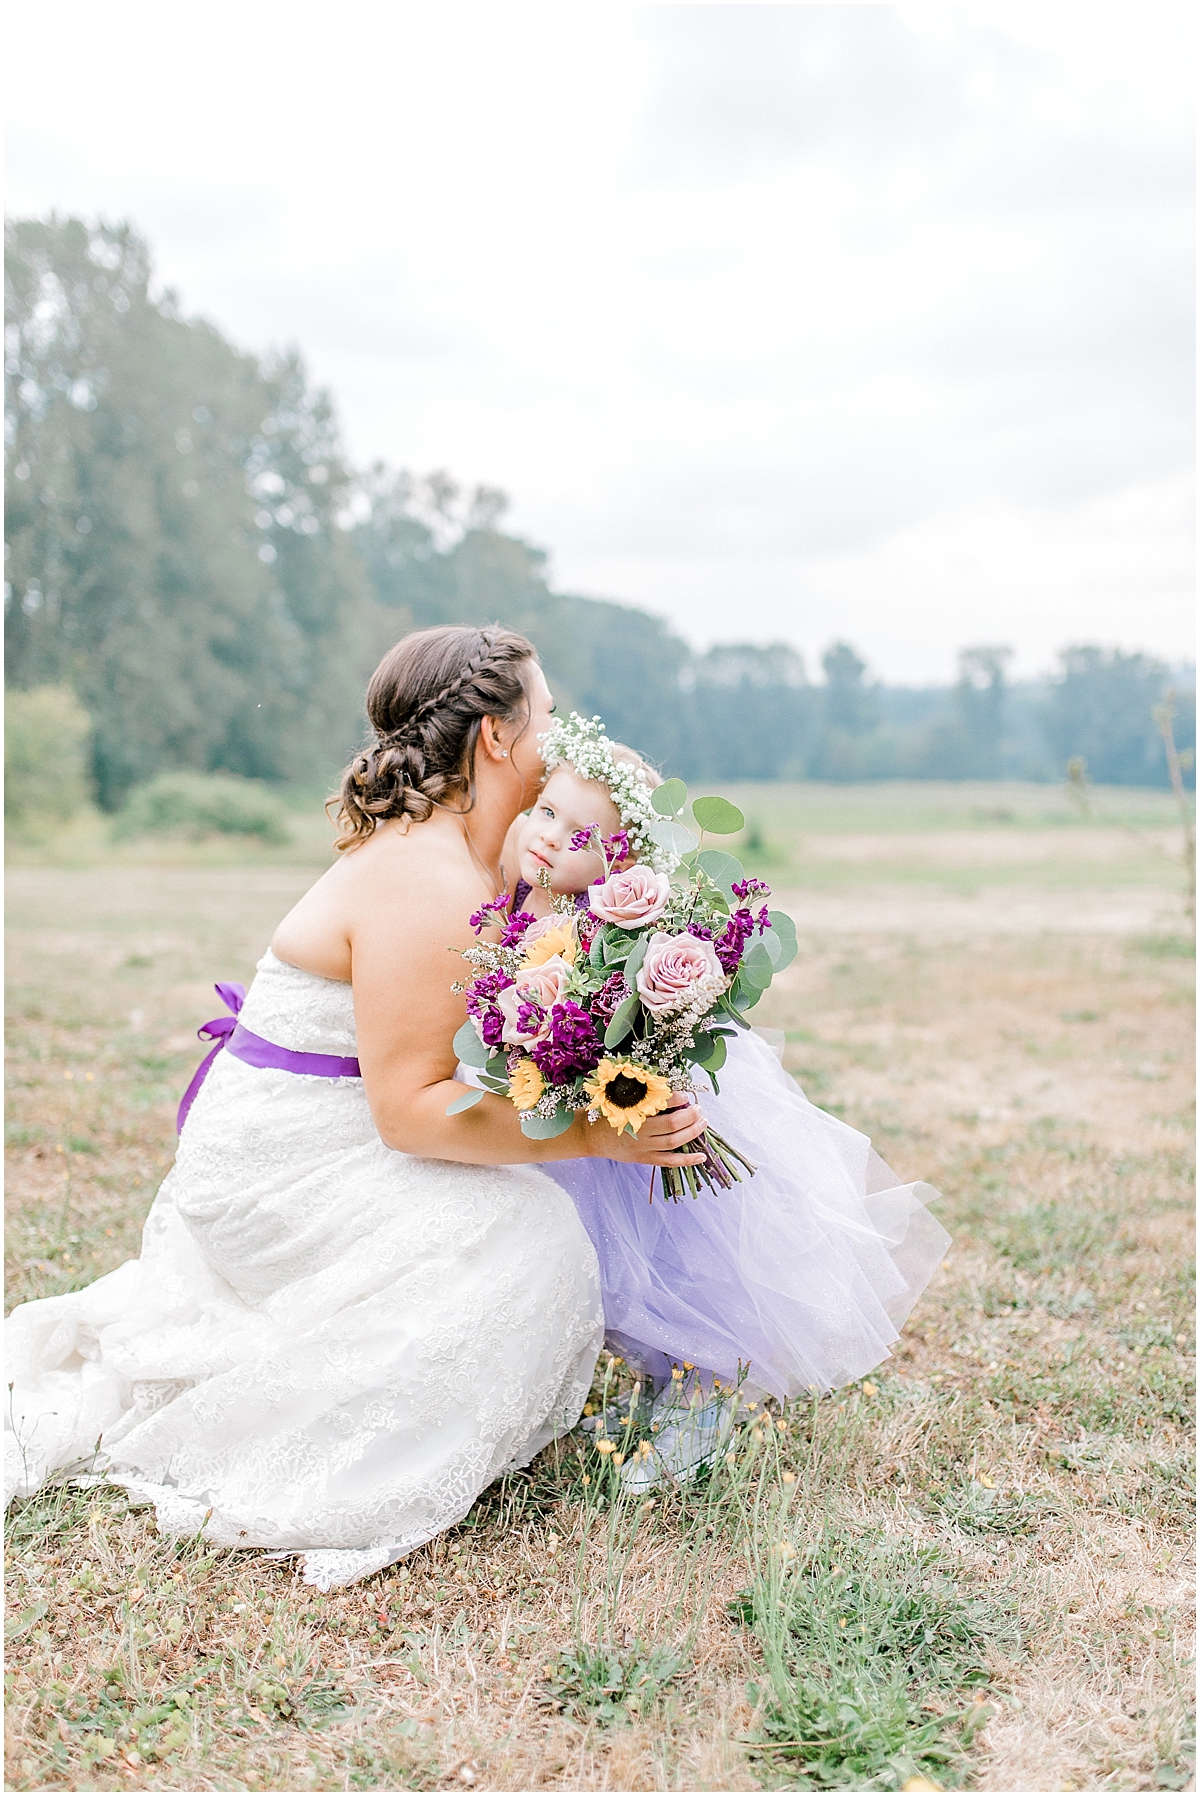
6,2,1194,682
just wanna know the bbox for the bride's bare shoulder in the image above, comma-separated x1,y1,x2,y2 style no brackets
272,817,478,979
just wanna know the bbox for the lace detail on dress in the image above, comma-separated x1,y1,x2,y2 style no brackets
5,954,603,1587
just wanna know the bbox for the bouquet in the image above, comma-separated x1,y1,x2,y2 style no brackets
448,739,798,1200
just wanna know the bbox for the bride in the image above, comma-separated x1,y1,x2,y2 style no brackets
3,625,705,1589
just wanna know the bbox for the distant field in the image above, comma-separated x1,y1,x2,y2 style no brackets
5,782,1194,1792
7,779,1190,888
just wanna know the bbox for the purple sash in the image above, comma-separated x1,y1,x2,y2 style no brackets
176,982,362,1133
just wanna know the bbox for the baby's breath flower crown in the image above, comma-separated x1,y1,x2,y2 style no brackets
538,713,677,874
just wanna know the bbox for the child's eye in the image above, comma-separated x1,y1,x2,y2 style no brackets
540,805,555,819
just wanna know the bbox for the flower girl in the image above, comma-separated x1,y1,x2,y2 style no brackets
494,715,950,1489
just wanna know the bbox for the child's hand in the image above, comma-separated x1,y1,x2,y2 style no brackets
588,1097,707,1167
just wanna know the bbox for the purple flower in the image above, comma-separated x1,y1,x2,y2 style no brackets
500,909,537,948
516,998,547,1036
464,968,515,1048
592,971,631,1026
570,825,602,853
530,1000,603,1082
715,907,755,975
756,903,771,935
731,877,772,903
469,893,513,935
687,924,713,941
603,829,630,862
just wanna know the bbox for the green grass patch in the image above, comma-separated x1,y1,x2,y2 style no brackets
734,1528,1015,1789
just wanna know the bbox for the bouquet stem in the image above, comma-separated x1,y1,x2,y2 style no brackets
653,1125,756,1203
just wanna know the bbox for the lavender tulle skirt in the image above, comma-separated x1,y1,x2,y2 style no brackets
543,1030,950,1400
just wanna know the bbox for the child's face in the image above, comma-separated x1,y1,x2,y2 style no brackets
515,767,625,895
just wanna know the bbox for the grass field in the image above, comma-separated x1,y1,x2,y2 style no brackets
5,783,1195,1792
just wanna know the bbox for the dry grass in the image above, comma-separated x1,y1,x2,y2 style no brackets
4,804,1194,1793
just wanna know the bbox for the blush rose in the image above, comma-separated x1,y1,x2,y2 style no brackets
635,931,722,1014
588,867,671,929
494,956,573,1045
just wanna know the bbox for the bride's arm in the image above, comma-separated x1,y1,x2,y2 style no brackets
349,847,704,1168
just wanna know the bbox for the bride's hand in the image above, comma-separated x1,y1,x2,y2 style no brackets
589,1096,707,1167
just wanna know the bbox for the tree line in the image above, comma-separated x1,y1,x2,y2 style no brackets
6,217,1193,810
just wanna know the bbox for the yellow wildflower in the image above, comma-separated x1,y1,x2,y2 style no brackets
521,922,577,968
508,1058,545,1112
584,1059,674,1136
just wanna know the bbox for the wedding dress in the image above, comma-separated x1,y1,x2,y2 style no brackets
3,951,604,1589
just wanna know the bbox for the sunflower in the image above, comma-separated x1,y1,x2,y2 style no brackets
509,1058,546,1112
584,1059,674,1136
521,921,578,969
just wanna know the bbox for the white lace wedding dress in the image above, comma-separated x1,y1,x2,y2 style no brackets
4,951,604,1588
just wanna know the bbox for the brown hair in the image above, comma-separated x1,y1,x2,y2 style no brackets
331,625,537,849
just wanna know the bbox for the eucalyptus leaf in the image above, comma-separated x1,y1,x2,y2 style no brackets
651,778,688,817
697,1033,728,1075
623,934,649,982
761,928,784,966
478,1074,510,1093
520,1109,578,1140
453,1020,490,1069
768,909,797,951
603,993,639,1049
770,933,798,973
766,909,798,972
588,923,610,968
696,849,744,893
486,1052,509,1078
445,1086,486,1116
649,818,699,857
740,939,775,986
692,795,745,835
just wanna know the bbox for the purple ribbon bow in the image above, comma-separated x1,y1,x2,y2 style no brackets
176,982,362,1134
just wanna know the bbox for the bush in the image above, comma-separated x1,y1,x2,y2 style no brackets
112,772,291,845
5,685,93,838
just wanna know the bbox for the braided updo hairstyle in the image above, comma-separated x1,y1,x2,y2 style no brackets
332,625,537,850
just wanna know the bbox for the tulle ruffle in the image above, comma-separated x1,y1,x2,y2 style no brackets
545,1028,949,1400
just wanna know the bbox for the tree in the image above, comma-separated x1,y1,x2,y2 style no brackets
350,469,696,773
684,643,811,779
5,217,370,807
912,644,1013,779
807,642,885,779
1040,647,1193,787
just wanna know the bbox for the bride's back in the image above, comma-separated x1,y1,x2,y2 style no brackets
271,811,488,985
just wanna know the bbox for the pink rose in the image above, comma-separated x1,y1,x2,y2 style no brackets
494,956,572,1045
636,931,721,1014
589,867,671,929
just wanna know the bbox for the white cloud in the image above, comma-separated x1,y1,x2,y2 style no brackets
4,0,1194,679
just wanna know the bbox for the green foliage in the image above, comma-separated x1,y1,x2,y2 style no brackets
652,777,688,816
692,793,745,833
696,848,744,892
541,1640,683,1724
1042,647,1195,788
4,684,92,837
5,217,371,809
444,1086,486,1115
736,1532,1017,1789
111,772,291,844
931,1480,1048,1536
